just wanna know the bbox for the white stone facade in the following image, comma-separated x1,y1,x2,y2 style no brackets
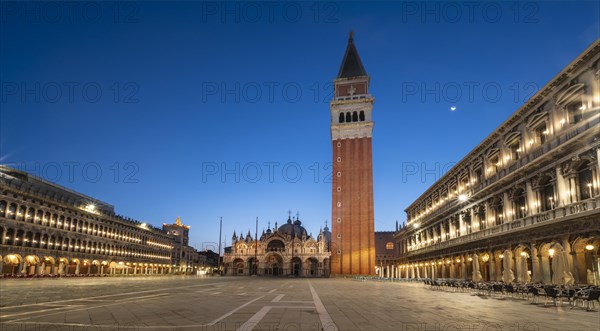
394,40,600,284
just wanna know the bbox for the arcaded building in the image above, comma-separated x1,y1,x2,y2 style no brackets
375,231,398,278
396,39,600,284
0,166,175,276
163,218,201,273
223,215,331,277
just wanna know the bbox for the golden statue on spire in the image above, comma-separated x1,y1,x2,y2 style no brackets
175,217,181,226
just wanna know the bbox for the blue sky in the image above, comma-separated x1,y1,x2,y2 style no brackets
1,1,599,251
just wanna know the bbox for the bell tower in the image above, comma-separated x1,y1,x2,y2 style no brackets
330,32,375,275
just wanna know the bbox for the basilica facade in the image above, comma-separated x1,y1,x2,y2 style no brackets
223,216,331,277
394,39,600,285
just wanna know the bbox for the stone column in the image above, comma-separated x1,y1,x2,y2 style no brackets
526,182,536,214
461,256,467,280
571,251,582,283
459,213,464,237
483,201,490,229
489,256,496,282
516,253,524,283
39,262,45,275
75,263,80,275
556,167,568,207
595,148,600,183
440,222,446,241
563,239,577,282
531,246,541,282
503,192,511,222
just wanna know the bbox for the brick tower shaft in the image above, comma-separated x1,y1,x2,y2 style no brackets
330,32,375,276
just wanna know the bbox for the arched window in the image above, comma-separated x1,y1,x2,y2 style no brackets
267,239,285,252
578,164,594,200
567,101,584,124
5,228,14,245
534,123,548,145
486,150,500,177
0,200,6,217
352,111,358,122
538,175,555,211
462,209,472,234
17,206,25,221
8,204,16,219
339,113,345,123
386,242,394,250
491,197,503,226
28,209,35,223
513,188,527,219
359,111,365,121
346,112,351,122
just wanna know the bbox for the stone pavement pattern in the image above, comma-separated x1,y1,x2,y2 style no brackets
0,277,598,330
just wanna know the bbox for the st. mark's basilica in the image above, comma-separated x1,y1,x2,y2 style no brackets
223,214,331,277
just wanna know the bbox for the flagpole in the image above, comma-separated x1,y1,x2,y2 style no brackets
255,217,258,276
218,217,222,275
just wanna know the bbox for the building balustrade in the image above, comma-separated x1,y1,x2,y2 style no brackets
478,116,598,193
0,214,170,247
407,197,598,256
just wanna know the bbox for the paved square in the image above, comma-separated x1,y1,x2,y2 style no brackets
0,277,598,330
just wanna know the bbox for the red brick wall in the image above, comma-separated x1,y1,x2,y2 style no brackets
330,137,375,275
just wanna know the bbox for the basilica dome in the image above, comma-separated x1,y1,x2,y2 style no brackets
277,217,308,239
